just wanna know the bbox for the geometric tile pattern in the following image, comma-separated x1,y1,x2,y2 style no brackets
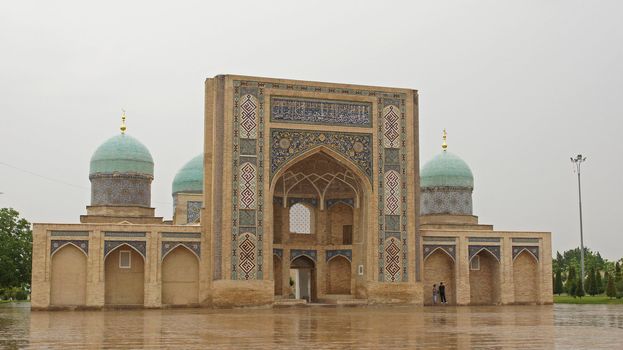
325,198,354,209
270,96,372,127
512,246,539,261
290,249,317,262
161,241,201,260
237,232,258,280
421,188,472,215
468,245,501,262
378,99,408,283
384,236,402,282
90,174,152,207
382,105,400,148
240,94,258,139
239,162,257,210
104,240,146,259
232,84,264,280
384,170,401,215
423,244,456,262
270,128,373,182
50,240,88,256
50,231,89,237
187,201,202,223
326,249,352,262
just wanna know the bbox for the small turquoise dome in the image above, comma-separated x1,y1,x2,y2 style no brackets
421,151,473,188
89,134,154,176
172,154,204,195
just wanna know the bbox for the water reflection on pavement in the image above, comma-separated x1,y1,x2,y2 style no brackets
1,303,623,349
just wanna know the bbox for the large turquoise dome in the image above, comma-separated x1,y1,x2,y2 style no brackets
89,134,154,176
172,154,204,195
421,151,473,188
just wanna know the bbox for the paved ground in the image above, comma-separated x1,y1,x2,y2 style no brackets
1,303,623,349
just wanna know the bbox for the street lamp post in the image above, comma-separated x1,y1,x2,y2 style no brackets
571,154,587,288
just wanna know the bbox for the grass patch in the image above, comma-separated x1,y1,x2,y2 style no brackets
554,295,623,304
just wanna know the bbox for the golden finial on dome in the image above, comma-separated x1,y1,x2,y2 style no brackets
120,109,127,134
442,128,447,151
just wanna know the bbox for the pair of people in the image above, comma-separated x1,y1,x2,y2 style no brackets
432,282,447,305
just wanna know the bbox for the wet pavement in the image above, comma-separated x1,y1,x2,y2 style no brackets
1,302,623,349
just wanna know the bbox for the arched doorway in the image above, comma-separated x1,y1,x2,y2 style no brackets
105,245,145,306
423,248,455,305
513,250,538,304
290,255,316,302
326,256,351,295
274,255,283,296
270,148,370,301
50,244,87,306
469,249,501,305
161,245,199,305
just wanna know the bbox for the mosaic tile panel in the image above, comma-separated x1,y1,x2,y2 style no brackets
382,105,400,148
270,128,373,182
161,232,201,239
104,232,146,238
383,170,401,215
239,94,258,139
326,198,354,209
104,240,146,258
468,237,501,243
50,231,89,237
287,197,318,207
239,162,257,210
161,241,201,260
422,236,457,242
326,249,352,262
51,240,88,256
237,232,258,280
187,201,202,223
377,99,408,283
512,238,539,243
273,248,283,259
90,175,151,207
290,249,317,262
513,246,539,261
421,188,472,215
383,236,402,282
270,96,372,127
423,244,456,261
232,85,264,280
468,245,501,262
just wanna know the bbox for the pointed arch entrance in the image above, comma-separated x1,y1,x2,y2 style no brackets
270,146,372,301
513,250,539,304
423,248,455,305
290,255,316,302
105,244,145,306
469,249,501,305
161,245,199,305
50,244,87,306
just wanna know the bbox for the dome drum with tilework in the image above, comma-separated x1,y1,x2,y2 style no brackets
89,134,154,207
420,150,474,216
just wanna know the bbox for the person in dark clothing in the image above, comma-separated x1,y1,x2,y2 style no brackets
439,282,447,304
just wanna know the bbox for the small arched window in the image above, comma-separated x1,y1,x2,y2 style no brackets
289,203,312,234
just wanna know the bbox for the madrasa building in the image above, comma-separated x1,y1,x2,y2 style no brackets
31,75,552,309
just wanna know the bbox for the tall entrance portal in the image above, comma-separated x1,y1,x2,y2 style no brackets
203,75,420,306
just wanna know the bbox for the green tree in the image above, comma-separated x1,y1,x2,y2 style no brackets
554,269,563,295
615,262,622,283
596,269,604,294
565,265,577,295
585,267,595,296
0,208,32,291
575,279,585,298
606,272,617,299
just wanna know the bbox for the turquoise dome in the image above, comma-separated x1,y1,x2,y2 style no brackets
421,151,474,188
172,154,204,195
89,134,154,176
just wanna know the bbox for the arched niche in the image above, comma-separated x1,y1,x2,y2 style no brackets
104,244,145,306
50,244,87,306
162,245,199,305
423,248,455,305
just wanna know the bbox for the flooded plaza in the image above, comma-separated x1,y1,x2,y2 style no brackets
2,303,623,349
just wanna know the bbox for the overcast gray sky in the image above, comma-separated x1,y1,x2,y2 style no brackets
1,1,621,259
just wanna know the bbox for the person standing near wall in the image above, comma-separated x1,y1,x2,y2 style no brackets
439,282,447,304
432,284,439,304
